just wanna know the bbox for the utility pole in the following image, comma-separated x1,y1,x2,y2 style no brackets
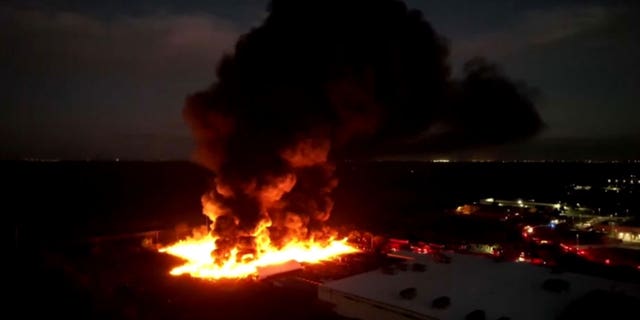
609,221,616,238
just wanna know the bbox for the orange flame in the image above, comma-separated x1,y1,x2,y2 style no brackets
159,218,358,280
159,138,355,280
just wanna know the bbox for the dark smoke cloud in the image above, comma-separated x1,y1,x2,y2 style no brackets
184,0,543,250
412,57,544,153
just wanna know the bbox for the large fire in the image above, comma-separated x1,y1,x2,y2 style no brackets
159,217,358,280
158,130,358,279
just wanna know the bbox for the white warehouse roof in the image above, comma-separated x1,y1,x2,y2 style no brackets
319,252,640,320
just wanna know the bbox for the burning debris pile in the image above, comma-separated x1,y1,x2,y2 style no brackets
160,0,543,280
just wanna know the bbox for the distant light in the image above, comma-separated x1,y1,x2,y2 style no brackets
517,199,523,205
485,198,495,203
604,259,611,265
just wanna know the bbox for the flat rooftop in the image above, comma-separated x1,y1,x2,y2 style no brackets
319,252,640,320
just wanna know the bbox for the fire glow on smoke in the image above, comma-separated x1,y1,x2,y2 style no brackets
159,217,358,280
158,138,359,280
159,0,543,281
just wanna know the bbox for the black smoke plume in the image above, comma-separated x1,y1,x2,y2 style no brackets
184,0,543,255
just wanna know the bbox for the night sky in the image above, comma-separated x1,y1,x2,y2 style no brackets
2,0,639,160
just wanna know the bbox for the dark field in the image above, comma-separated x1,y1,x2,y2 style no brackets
7,160,639,242
7,160,640,318
14,237,353,319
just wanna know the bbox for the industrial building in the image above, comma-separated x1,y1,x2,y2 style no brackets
318,251,640,320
